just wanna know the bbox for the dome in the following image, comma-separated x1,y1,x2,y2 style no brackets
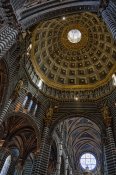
31,12,116,90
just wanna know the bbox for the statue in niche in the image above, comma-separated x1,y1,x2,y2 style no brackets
101,104,110,119
11,80,23,100
101,102,112,127
44,105,58,126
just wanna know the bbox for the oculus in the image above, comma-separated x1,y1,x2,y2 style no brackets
80,153,96,170
67,29,81,43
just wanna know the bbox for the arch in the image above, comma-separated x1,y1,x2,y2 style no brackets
3,112,40,152
51,112,105,137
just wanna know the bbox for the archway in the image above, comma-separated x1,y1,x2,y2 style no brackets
52,116,103,175
0,114,38,175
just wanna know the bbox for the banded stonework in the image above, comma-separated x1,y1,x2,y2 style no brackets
0,0,116,175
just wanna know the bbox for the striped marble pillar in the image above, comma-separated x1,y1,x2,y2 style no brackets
69,169,73,175
102,105,116,175
22,159,33,175
56,142,63,175
14,159,23,175
7,159,18,175
0,25,18,58
0,149,10,171
0,99,12,125
31,126,51,175
65,156,69,175
105,126,116,175
0,80,24,125
102,7,116,41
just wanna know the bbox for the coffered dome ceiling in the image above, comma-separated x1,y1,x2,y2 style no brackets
31,12,116,90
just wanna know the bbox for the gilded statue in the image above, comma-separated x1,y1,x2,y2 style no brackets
101,105,110,119
11,80,24,100
44,105,58,126
101,103,111,127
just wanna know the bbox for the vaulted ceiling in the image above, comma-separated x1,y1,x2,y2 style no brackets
31,12,116,90
60,117,101,170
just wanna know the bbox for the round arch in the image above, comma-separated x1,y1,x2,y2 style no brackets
50,112,105,136
3,112,40,152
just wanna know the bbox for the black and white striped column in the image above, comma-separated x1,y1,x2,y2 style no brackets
7,159,18,175
23,159,33,175
0,25,18,58
56,142,63,175
0,99,12,125
102,6,116,41
0,149,10,171
105,126,116,175
31,126,51,175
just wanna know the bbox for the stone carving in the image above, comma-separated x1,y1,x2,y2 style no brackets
44,105,58,126
11,80,23,100
101,103,111,127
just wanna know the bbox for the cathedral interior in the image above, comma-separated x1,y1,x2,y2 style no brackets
0,0,116,175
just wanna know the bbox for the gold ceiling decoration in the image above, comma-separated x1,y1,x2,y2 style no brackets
61,24,88,51
31,12,116,90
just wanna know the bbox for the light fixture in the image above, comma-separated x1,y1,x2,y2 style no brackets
37,79,43,89
29,44,32,49
112,74,116,86
74,96,79,101
62,16,66,20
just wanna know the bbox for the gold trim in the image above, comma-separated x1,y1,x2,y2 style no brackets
31,17,116,91
61,24,88,51
31,46,116,90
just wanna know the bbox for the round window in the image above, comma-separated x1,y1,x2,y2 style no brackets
67,29,81,43
80,153,96,170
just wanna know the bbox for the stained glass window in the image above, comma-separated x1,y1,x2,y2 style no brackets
80,153,96,170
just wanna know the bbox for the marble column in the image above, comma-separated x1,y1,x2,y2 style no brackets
31,126,51,175
0,99,12,125
65,156,69,175
0,25,18,58
0,149,10,171
102,5,116,41
69,169,73,175
31,106,57,175
0,80,23,125
7,158,18,175
56,142,63,175
23,159,33,175
101,105,116,175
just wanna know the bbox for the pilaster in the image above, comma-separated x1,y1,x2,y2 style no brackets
0,80,23,125
101,104,116,175
0,25,18,58
102,1,116,41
